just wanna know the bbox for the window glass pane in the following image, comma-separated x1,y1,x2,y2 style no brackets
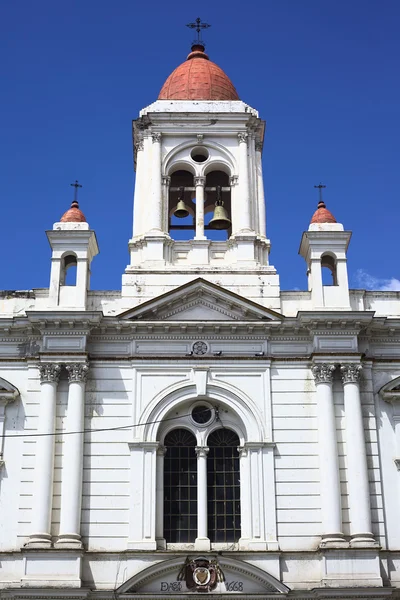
163,428,197,543
207,429,240,543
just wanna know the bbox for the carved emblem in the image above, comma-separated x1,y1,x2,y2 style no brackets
192,341,208,356
178,556,225,592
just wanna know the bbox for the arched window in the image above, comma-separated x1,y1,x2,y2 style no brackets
159,405,244,548
321,253,338,286
207,429,240,543
163,428,197,543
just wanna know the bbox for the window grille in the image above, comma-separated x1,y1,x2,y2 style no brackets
163,429,197,543
207,429,240,543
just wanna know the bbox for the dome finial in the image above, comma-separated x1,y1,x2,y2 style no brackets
60,180,86,222
314,182,327,208
70,179,82,207
310,183,337,224
186,17,211,51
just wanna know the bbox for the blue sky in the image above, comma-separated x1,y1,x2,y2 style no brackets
1,0,399,292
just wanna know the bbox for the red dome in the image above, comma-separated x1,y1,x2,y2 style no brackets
60,201,86,223
310,201,337,224
158,45,239,101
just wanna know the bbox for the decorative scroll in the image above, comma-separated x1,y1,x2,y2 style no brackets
237,132,248,144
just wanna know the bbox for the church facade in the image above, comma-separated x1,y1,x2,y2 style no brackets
1,38,400,599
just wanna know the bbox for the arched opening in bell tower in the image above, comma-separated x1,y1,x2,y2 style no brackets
168,170,195,240
60,252,78,287
204,170,232,241
321,252,338,286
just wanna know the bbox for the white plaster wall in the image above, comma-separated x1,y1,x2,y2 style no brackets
0,356,398,589
271,364,320,551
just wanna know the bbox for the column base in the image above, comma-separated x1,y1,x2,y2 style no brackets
350,533,379,548
24,533,52,548
319,533,348,548
156,537,167,550
55,534,83,549
195,537,211,551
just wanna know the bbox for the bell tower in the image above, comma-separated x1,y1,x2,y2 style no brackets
122,36,280,309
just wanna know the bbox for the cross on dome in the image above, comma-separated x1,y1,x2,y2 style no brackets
186,17,211,48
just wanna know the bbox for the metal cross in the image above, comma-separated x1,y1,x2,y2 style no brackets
186,17,211,45
70,180,82,202
314,183,326,202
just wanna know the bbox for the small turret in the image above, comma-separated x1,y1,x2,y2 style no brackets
299,185,351,310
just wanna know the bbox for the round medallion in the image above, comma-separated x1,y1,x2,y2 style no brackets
192,340,208,355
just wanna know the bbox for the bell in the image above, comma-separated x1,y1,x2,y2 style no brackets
173,199,190,218
173,186,189,219
209,204,231,230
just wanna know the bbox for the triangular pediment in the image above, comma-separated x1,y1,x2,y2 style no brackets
117,555,289,595
0,377,19,404
118,278,282,322
380,376,400,402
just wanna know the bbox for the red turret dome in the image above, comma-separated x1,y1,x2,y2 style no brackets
158,44,239,101
310,201,337,224
60,201,86,223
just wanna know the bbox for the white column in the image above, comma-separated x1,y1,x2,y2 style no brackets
161,175,171,233
148,132,163,233
132,135,144,237
27,363,61,547
229,175,239,235
341,364,376,546
255,140,266,237
235,132,251,232
194,176,206,240
155,444,166,548
195,446,210,550
312,363,345,546
238,446,250,546
56,363,89,547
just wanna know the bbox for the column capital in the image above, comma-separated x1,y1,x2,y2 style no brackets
66,363,89,383
151,132,162,143
136,133,144,152
195,446,209,458
162,175,171,186
230,175,239,186
194,176,206,186
238,131,249,144
39,363,61,384
157,444,167,456
312,363,335,384
237,446,248,458
341,363,362,384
